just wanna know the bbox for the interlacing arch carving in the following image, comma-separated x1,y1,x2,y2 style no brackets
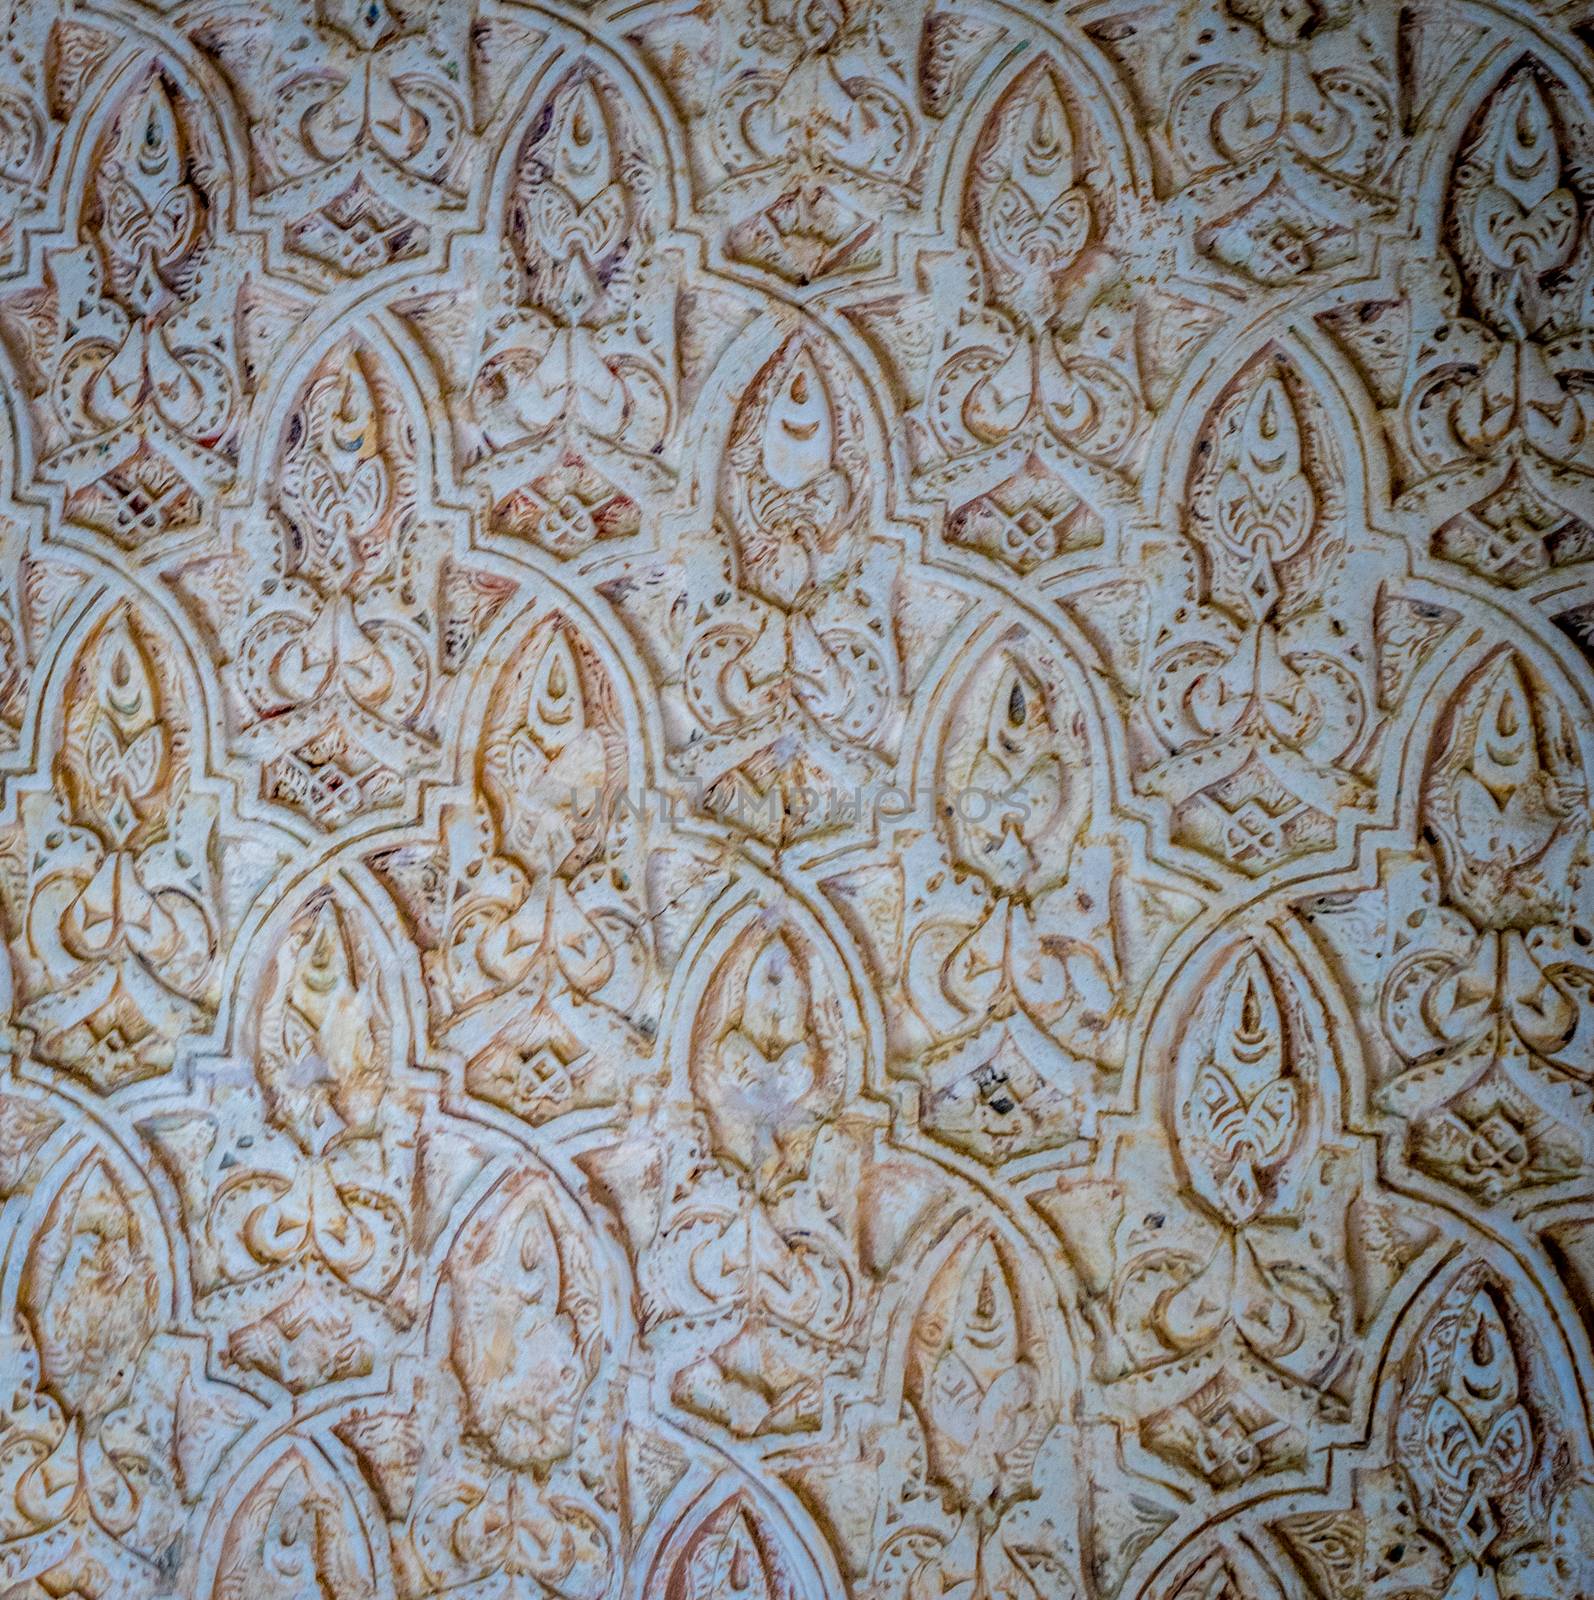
0,596,258,1092
0,0,1589,1597
0,56,249,553
1323,40,1594,593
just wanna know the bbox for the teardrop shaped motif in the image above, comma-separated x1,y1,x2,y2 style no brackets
966,59,1093,326
22,1156,160,1424
1396,1264,1546,1563
551,80,616,211
90,70,204,318
1422,649,1585,930
526,628,588,760
760,346,834,493
276,342,399,596
448,1172,598,1472
1186,351,1339,625
907,1231,1042,1506
721,334,865,609
1449,59,1584,338
1474,71,1578,279
1175,945,1306,1227
255,894,390,1152
652,1494,796,1600
691,920,834,1185
513,65,638,326
1214,374,1317,571
212,1448,375,1600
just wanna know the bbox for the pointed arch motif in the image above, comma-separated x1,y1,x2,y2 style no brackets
0,599,222,1090
1038,924,1437,1501
141,885,418,1394
601,322,906,847
0,1144,261,1600
1321,50,1594,588
645,1488,803,1600
369,604,658,1126
0,56,265,550
1306,645,1594,1206
1271,1259,1594,1600
0,3,1587,1596
211,1445,376,1600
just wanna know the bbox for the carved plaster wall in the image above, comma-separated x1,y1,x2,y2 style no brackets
0,0,1590,1596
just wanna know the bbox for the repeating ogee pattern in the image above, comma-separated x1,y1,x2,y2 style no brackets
0,0,1590,1596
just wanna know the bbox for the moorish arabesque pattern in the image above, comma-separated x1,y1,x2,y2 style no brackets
0,0,1591,1596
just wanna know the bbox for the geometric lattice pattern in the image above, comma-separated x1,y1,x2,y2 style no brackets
0,0,1591,1596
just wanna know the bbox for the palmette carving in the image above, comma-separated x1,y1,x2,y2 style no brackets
1069,346,1450,878
856,55,1220,577
1147,352,1371,869
582,916,870,1442
0,63,251,549
643,1488,819,1600
1305,647,1594,1207
0,604,221,1090
1429,60,1594,583
212,1447,377,1599
373,611,664,1122
1272,1261,1594,1600
237,343,433,812
825,623,1201,1168
400,57,684,564
141,889,426,1393
1085,0,1398,284
183,0,492,281
1323,53,1594,588
1039,934,1434,1496
2,1157,167,1593
0,2,1590,1597
631,0,924,283
338,1169,618,1600
926,58,1144,555
0,1147,261,1599
784,1222,1091,1600
604,328,909,841
171,336,501,829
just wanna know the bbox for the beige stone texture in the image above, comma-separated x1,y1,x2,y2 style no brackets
0,0,1590,1595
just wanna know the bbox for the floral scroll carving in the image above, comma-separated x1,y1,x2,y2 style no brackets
0,604,223,1090
0,63,252,550
1324,52,1594,590
373,609,662,1123
0,2,1590,1598
1305,647,1593,1207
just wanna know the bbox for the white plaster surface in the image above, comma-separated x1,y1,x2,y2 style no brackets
0,0,1590,1595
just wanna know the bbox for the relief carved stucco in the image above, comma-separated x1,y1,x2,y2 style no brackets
0,0,1591,1596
